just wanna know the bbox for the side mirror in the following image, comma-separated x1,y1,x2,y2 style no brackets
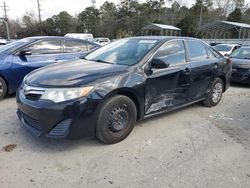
151,58,169,69
224,54,230,57
18,50,32,56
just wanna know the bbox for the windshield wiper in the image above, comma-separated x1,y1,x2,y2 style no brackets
92,59,113,64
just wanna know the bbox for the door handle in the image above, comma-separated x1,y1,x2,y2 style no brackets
212,63,218,69
55,59,63,63
183,68,191,75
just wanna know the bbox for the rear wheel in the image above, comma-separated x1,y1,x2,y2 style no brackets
203,78,224,107
96,95,137,144
0,77,7,100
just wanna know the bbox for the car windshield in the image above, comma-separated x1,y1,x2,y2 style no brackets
0,38,34,53
231,48,250,60
214,45,232,52
85,38,159,66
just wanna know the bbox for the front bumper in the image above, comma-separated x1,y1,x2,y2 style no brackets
231,68,250,85
16,89,98,139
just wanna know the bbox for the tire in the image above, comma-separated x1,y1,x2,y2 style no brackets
0,77,7,100
96,95,137,144
203,78,224,107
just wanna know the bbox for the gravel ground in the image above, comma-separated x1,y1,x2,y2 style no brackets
0,84,250,188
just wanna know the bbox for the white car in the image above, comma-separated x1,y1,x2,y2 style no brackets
95,38,110,46
214,44,241,56
65,33,94,41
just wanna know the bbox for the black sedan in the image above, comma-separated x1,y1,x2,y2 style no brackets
231,47,250,85
16,37,232,144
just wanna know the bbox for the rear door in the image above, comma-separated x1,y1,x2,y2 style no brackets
11,39,62,88
185,40,217,101
144,40,191,115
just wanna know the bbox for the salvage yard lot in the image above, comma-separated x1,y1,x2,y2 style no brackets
0,84,250,188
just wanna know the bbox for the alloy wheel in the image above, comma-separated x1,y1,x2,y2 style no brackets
212,82,223,103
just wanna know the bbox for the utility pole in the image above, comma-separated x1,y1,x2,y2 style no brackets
199,0,203,28
2,1,10,40
37,0,42,35
91,0,96,7
196,0,204,37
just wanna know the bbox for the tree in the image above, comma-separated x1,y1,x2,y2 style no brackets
99,1,117,38
77,7,101,36
227,8,242,22
213,0,245,18
19,11,40,37
42,17,58,36
54,11,76,35
178,15,197,36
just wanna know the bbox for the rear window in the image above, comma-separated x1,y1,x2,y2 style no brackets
154,40,186,65
186,40,207,61
64,40,88,53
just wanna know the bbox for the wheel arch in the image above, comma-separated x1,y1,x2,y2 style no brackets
218,75,226,92
0,74,8,92
102,88,143,120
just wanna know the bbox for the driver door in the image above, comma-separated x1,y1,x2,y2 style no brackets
144,40,190,115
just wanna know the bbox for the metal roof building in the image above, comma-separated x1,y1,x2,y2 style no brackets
141,23,181,36
199,20,250,39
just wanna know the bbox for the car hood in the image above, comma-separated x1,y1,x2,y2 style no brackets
232,58,250,69
26,59,129,87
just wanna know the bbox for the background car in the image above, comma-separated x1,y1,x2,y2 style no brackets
214,43,241,56
0,37,7,46
95,38,110,46
65,33,94,41
16,36,232,144
230,46,250,84
0,36,101,99
209,42,221,47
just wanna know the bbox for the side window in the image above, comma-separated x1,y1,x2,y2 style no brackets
64,40,88,53
206,47,216,58
26,40,61,55
186,40,207,61
154,40,186,65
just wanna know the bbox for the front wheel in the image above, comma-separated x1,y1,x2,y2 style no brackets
0,77,7,100
96,95,137,144
203,78,224,107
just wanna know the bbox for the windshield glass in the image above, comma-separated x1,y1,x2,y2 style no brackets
214,45,232,52
0,38,34,53
85,38,159,66
231,48,250,60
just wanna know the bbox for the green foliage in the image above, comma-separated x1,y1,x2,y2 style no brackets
178,15,197,37
1,0,249,39
227,8,242,22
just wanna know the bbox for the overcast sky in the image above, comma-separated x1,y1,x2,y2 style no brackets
1,0,249,20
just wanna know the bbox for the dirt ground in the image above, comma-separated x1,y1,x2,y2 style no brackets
0,84,250,188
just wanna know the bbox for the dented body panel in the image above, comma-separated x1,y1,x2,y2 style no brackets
16,36,232,139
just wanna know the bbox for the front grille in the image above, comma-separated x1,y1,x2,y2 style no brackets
25,94,42,101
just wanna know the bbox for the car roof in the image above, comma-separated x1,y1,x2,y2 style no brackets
215,43,240,46
24,36,94,42
239,46,250,49
127,36,197,41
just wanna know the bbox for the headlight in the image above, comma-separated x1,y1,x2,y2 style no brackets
40,86,94,103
